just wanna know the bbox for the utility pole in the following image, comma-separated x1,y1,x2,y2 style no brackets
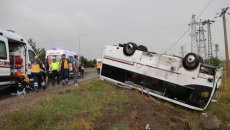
203,19,215,63
219,7,230,78
197,20,207,60
214,44,219,58
189,15,198,54
179,45,186,57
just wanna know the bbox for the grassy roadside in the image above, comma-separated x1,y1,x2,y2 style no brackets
206,77,230,129
3,80,128,130
2,76,230,129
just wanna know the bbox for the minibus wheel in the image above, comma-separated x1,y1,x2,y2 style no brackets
123,42,137,56
183,53,200,70
198,55,203,63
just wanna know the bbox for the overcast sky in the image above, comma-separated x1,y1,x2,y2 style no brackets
0,0,229,59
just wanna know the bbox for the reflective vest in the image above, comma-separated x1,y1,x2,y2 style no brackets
51,62,59,70
60,59,69,69
20,73,30,83
31,61,41,73
96,63,101,69
15,72,29,83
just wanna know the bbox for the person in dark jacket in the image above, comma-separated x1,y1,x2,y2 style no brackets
44,58,50,83
72,55,79,86
80,63,84,77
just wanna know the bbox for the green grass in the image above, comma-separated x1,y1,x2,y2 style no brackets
5,76,229,129
206,77,230,129
4,80,128,130
109,123,131,130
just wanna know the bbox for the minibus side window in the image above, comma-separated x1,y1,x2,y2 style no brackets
199,65,216,75
28,50,36,62
0,41,7,60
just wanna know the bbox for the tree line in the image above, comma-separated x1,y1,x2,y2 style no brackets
28,38,97,68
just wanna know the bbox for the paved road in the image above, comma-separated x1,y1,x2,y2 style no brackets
0,69,98,100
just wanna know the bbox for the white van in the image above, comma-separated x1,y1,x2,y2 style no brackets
100,43,223,111
46,48,77,76
0,29,37,87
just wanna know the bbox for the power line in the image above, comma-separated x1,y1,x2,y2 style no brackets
164,0,215,53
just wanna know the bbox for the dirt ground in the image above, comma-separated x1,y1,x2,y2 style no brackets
94,89,190,130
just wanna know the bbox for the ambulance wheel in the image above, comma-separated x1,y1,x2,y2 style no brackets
123,42,137,56
138,45,148,52
183,53,200,70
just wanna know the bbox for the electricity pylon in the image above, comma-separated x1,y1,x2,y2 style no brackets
197,20,207,60
203,19,215,63
189,15,198,54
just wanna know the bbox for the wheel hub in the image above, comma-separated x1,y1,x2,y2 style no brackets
187,55,195,63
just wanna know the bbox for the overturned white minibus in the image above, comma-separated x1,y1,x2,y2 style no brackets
100,42,222,111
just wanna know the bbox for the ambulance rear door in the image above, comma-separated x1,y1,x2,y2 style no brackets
0,35,10,86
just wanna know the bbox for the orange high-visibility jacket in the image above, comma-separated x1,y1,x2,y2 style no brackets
59,59,69,70
31,61,41,73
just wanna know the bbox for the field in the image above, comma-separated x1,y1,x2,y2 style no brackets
1,77,230,130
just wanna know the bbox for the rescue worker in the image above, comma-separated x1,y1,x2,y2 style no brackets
50,58,60,85
80,63,84,77
15,72,31,95
96,61,101,74
44,58,50,83
30,56,46,91
59,54,69,86
72,55,79,86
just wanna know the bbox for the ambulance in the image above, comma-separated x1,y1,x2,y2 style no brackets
0,29,37,87
46,48,77,76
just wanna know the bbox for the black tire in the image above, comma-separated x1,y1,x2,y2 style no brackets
183,53,200,70
123,42,137,56
198,55,203,63
138,45,148,52
119,44,125,47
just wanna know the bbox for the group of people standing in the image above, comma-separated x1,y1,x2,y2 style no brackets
47,54,84,86
30,54,84,92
